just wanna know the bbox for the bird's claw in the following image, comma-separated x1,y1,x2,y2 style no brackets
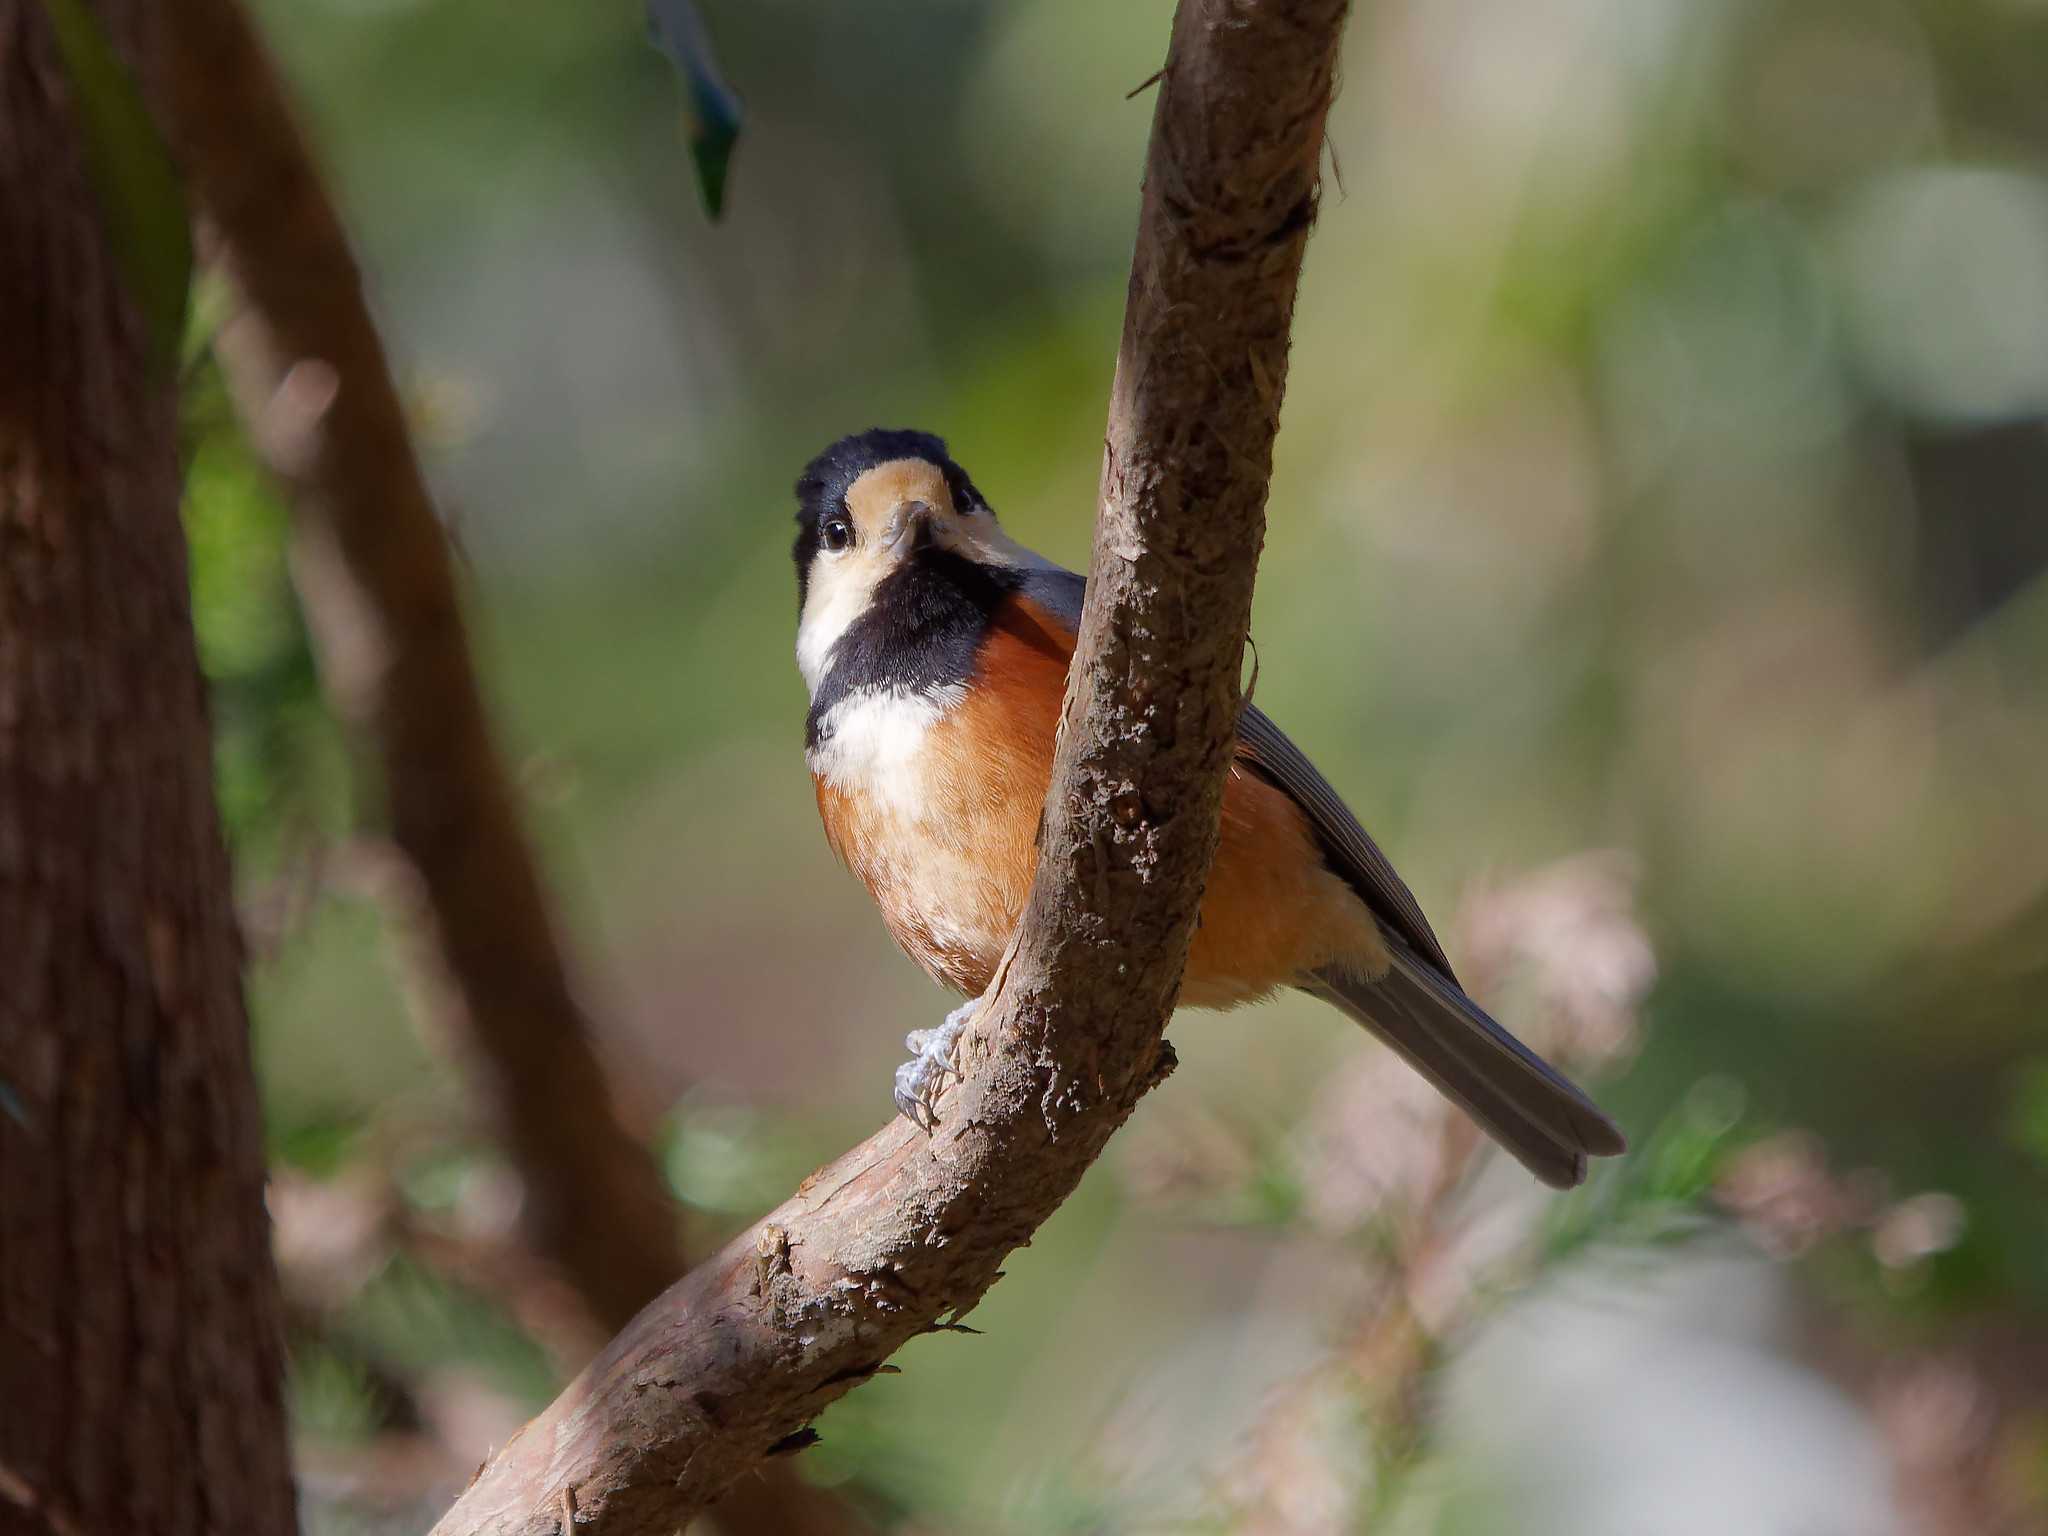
893,1002,975,1133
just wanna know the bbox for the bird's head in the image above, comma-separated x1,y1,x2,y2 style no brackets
791,428,1035,692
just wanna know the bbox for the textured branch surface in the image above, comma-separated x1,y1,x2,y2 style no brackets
161,0,681,1336
429,1,1349,1530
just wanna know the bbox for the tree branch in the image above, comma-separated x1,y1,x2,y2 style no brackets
163,0,682,1340
426,1,1350,1529
161,6,884,1532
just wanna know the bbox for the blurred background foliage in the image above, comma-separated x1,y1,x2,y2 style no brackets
179,0,2048,1530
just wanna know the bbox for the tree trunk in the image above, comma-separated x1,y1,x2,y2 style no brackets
0,3,297,1532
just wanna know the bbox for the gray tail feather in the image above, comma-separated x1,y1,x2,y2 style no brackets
1305,936,1627,1191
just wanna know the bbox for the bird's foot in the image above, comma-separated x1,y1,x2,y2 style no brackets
893,1001,975,1133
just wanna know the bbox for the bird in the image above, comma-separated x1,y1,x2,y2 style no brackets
790,427,1626,1188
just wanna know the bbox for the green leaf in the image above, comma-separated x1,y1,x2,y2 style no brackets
37,0,192,377
646,0,742,220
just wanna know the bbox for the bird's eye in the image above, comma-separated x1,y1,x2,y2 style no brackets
821,517,854,553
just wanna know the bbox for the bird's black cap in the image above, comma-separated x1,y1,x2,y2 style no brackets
792,428,988,607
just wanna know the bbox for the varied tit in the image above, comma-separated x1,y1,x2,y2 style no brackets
791,427,1626,1189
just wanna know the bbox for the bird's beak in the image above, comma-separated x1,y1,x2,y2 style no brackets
881,500,935,555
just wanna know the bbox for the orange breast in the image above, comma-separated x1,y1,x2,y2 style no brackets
1187,763,1387,1007
813,591,1383,1002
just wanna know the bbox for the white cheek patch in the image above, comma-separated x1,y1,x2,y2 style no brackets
798,511,1059,696
796,563,877,695
806,684,966,816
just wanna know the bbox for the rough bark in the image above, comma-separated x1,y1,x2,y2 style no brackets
430,2,1349,1531
160,0,682,1339
0,3,297,1532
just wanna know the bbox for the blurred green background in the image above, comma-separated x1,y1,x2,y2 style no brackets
186,0,2048,1530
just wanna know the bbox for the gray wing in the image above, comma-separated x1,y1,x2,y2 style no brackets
1019,563,1455,982
1232,704,1457,983
1018,564,1087,626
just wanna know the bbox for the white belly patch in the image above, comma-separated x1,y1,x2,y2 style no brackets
806,684,963,814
